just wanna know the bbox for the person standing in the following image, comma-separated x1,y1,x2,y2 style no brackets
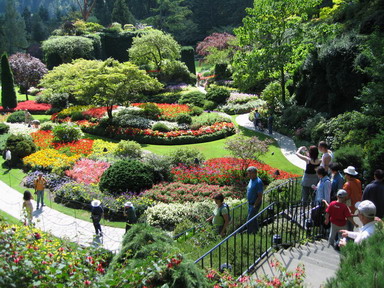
343,166,362,214
318,141,333,173
34,173,47,210
253,109,261,131
312,167,331,204
5,149,11,169
267,114,273,135
24,110,32,126
206,193,230,237
22,190,34,226
362,169,384,219
329,162,344,201
296,146,321,204
91,199,104,236
124,201,137,234
246,166,263,233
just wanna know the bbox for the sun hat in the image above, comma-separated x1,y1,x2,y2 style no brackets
124,202,134,207
343,166,358,176
336,189,348,198
91,199,101,207
355,200,376,218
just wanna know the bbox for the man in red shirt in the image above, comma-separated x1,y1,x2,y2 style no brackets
324,189,357,246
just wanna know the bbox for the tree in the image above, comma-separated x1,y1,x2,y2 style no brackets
111,0,136,25
9,53,48,100
2,0,28,55
196,33,236,57
76,0,97,21
40,59,163,119
1,53,17,109
233,0,321,102
128,29,181,70
93,0,112,26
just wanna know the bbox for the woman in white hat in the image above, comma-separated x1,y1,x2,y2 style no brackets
91,199,104,236
342,166,362,218
124,202,137,234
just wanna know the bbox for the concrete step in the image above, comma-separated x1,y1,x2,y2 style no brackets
251,240,340,288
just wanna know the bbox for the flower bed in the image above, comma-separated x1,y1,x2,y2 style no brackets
0,224,113,287
171,157,300,186
0,100,51,113
142,182,243,203
23,149,81,172
131,103,191,121
65,159,110,184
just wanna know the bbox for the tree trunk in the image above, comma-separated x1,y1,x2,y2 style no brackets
107,105,113,119
280,66,286,105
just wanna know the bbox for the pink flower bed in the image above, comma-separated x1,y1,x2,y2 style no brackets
65,159,110,184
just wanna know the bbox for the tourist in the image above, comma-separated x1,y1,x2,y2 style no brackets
363,169,384,219
91,199,104,236
324,189,357,246
22,190,34,226
267,114,273,135
339,200,377,246
124,201,137,234
206,193,230,237
343,166,362,215
34,172,47,210
253,109,261,131
329,162,344,201
5,149,11,169
311,166,331,204
24,110,32,126
246,166,263,233
318,141,333,173
296,146,321,204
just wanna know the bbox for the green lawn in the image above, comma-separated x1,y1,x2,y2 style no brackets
0,209,21,225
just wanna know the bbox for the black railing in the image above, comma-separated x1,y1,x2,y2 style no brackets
194,177,327,277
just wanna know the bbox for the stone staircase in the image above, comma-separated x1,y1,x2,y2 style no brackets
252,240,340,287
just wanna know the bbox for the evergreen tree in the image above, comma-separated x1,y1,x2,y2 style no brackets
22,7,32,35
3,0,28,54
38,5,50,22
1,53,18,109
93,0,111,26
31,14,48,42
112,0,136,25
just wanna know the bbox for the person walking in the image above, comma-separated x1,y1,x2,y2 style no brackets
91,199,104,236
329,162,344,201
124,201,137,234
362,169,384,219
296,146,321,204
34,173,47,210
246,166,263,233
206,193,230,237
22,190,34,226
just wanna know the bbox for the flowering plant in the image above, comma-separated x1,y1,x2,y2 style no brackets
23,149,81,172
0,100,51,113
65,158,110,184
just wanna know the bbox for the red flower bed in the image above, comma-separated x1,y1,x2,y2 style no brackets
142,182,243,203
31,130,54,149
171,157,300,186
0,100,51,113
82,106,118,119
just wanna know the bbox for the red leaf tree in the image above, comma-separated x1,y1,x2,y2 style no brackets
196,32,236,57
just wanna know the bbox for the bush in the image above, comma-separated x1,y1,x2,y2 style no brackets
48,93,69,109
0,123,10,134
152,122,170,132
203,100,217,111
219,99,265,115
99,159,154,195
114,140,142,159
206,87,230,104
168,147,205,167
111,109,151,129
52,123,84,143
176,113,192,125
70,111,87,121
261,81,285,113
365,130,384,178
333,145,365,175
39,122,57,131
6,134,37,166
278,105,316,131
178,91,205,107
190,113,231,130
157,60,195,85
142,153,173,183
6,111,32,123
189,106,204,116
139,103,161,119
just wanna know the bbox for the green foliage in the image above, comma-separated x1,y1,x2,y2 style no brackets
178,91,205,107
139,102,161,119
0,123,10,134
365,130,384,177
5,134,36,166
39,122,57,131
261,81,286,113
277,105,316,132
152,122,171,132
6,111,30,123
205,87,230,104
189,106,204,116
52,123,84,143
157,60,196,85
114,140,142,159
326,223,384,288
129,29,181,70
99,159,154,195
219,99,265,115
176,113,192,125
111,0,136,25
41,36,95,69
70,111,86,121
333,145,365,176
203,100,217,111
168,147,205,166
110,110,151,129
1,53,17,109
142,153,173,183
48,93,69,110
181,46,196,74
190,113,231,129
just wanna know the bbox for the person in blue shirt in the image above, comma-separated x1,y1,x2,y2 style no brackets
329,162,344,201
246,166,263,233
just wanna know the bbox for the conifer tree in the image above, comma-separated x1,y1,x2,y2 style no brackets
1,53,18,109
112,0,136,25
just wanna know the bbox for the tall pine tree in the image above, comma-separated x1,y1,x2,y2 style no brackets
1,53,18,109
112,0,136,25
3,0,28,54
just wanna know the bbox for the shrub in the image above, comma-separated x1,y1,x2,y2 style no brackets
278,105,316,131
168,147,205,166
114,140,142,159
261,81,285,113
157,60,195,84
6,111,32,123
175,113,192,125
70,111,87,121
203,100,217,111
39,122,57,131
219,99,265,115
52,123,84,143
189,106,204,116
138,103,161,119
206,87,230,104
152,122,170,132
190,113,231,130
99,159,154,195
111,110,151,129
0,123,10,134
48,93,69,110
365,130,384,178
178,91,205,107
142,153,173,183
6,134,37,166
333,145,365,176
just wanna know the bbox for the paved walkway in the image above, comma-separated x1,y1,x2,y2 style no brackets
236,113,306,170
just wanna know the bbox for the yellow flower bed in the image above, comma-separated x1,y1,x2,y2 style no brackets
23,149,81,171
89,139,118,158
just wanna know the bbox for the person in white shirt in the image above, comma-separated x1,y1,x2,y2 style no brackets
339,200,377,246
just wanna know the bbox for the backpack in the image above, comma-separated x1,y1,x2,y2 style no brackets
219,203,231,222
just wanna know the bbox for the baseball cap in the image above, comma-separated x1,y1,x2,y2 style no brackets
355,200,376,218
337,189,348,198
